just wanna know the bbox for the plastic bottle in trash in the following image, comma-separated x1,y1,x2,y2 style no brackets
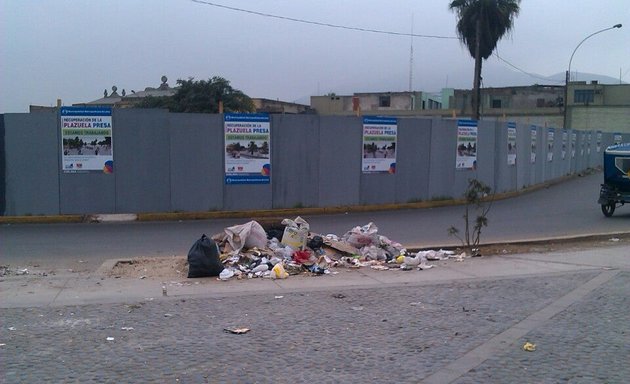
252,264,269,273
219,268,235,281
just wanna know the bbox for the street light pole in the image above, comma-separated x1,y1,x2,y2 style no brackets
563,23,622,129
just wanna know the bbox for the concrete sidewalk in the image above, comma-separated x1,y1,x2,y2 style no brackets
2,243,628,309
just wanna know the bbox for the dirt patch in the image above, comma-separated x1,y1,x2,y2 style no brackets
109,256,188,279
107,233,629,280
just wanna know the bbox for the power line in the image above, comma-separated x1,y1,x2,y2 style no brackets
190,1,568,86
494,52,564,84
190,0,458,39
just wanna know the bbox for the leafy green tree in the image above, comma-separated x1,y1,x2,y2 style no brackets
135,76,254,113
449,0,521,120
134,96,176,111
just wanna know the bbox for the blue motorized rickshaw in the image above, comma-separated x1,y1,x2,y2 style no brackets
598,143,630,217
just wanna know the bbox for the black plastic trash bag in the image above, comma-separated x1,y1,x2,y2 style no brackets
187,234,224,278
307,236,324,250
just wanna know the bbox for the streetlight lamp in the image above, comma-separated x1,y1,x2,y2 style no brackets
564,23,622,129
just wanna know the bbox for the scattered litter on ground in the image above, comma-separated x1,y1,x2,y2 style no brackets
609,237,620,242
121,327,134,331
523,342,536,351
224,327,250,335
274,296,284,299
125,304,142,313
106,337,115,341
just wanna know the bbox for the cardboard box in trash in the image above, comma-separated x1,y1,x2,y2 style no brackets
280,216,309,250
321,237,360,260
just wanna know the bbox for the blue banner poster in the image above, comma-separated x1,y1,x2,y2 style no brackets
456,119,478,170
547,128,555,162
224,113,271,184
362,116,397,173
60,106,113,173
507,122,516,166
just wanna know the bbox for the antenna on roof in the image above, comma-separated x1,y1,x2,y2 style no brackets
408,13,414,92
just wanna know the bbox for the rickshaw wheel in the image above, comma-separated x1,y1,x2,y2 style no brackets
601,203,615,217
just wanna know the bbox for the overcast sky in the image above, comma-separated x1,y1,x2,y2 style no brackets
1,0,628,113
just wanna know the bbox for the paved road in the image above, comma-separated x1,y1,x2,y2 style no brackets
1,171,627,272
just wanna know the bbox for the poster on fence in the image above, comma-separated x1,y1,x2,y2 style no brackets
597,131,602,152
571,132,577,158
507,122,516,166
456,119,478,170
547,128,554,162
614,133,623,145
562,129,568,159
224,113,271,184
587,132,592,155
530,126,537,164
362,116,397,173
60,106,113,173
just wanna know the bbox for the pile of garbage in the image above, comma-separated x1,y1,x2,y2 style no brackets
187,217,460,281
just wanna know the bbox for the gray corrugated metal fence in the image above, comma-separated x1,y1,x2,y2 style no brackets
0,110,620,216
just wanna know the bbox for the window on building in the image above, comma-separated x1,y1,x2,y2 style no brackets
379,95,391,107
574,90,594,103
492,99,502,108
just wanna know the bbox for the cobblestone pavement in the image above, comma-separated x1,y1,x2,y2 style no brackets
2,270,627,383
454,271,630,384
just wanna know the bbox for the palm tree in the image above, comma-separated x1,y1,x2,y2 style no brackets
449,0,521,120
